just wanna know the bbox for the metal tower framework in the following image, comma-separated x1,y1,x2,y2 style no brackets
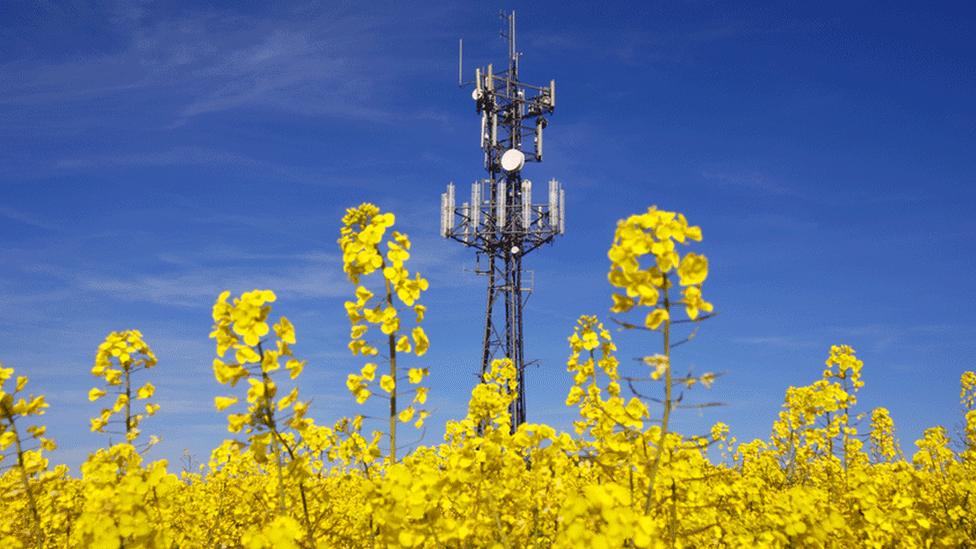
440,11,564,428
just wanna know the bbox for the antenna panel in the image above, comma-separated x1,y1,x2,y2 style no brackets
497,180,507,229
480,113,487,148
447,183,456,231
548,179,559,225
491,113,498,146
559,188,565,234
521,179,532,229
535,119,543,160
440,192,448,237
470,181,481,230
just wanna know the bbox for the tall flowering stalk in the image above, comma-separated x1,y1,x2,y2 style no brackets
0,364,55,548
209,289,314,531
769,346,867,487
339,203,430,462
606,206,713,513
565,315,651,477
823,345,865,470
869,407,901,463
960,371,976,463
88,330,160,443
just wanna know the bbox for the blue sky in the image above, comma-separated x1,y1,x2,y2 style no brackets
1,1,974,468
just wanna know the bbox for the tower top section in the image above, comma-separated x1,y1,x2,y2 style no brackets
462,10,556,170
442,10,563,254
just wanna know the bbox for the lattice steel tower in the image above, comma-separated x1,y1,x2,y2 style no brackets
440,11,564,427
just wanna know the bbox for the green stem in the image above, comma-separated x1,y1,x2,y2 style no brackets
269,424,312,533
3,407,43,549
124,367,132,438
645,276,672,515
257,342,287,516
385,277,398,462
669,475,678,547
267,391,286,516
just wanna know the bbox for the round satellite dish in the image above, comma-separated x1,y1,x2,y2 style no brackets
511,246,520,255
500,149,525,172
471,88,482,101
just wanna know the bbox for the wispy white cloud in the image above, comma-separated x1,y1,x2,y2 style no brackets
151,397,216,416
526,19,754,66
78,262,348,307
0,206,59,230
0,4,450,130
731,335,818,349
734,212,819,232
823,323,976,354
700,169,799,197
50,145,341,187
55,146,255,169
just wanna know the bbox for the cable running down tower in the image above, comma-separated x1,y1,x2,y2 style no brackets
440,11,564,428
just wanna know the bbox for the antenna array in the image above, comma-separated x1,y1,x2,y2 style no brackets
441,11,564,428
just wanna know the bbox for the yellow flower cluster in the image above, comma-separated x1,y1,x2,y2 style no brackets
607,206,712,328
88,330,159,442
963,370,976,410
340,203,430,461
869,407,901,462
2,205,976,548
769,344,869,474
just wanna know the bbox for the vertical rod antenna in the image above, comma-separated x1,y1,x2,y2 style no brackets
510,11,517,76
458,39,463,86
